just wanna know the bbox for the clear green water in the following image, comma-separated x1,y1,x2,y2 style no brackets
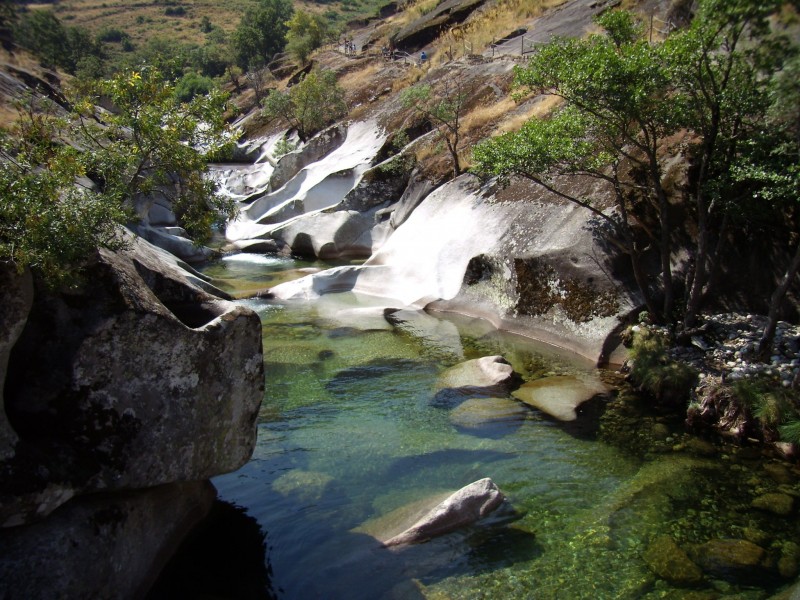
204,255,800,600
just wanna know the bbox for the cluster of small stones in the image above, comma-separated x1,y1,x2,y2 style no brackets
663,313,800,387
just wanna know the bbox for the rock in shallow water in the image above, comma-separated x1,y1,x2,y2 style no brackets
690,538,767,582
751,492,795,516
449,397,529,430
643,535,704,586
512,375,607,422
382,478,505,547
436,355,522,394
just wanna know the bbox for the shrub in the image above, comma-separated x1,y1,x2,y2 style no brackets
628,328,698,406
174,71,214,103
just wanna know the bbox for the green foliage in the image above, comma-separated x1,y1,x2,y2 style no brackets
174,71,215,103
628,328,698,405
594,10,643,48
285,9,331,64
200,15,213,33
272,136,297,158
72,67,238,242
3,68,232,273
472,0,797,326
164,5,186,16
96,27,129,43
16,9,102,74
233,0,293,70
730,377,800,441
779,419,800,445
473,108,605,182
400,75,468,178
262,69,346,142
0,101,128,284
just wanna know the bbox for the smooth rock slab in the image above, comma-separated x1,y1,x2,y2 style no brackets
512,375,607,421
382,478,505,547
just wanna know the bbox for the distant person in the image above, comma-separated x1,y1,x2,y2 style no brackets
420,51,427,64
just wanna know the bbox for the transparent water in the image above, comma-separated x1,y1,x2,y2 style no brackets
199,255,800,600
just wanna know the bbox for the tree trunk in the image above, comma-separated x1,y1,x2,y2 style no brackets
757,241,800,358
684,200,709,329
653,172,673,321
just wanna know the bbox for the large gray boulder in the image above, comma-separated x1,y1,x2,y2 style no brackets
0,481,216,599
383,478,505,546
1,234,263,527
0,265,32,461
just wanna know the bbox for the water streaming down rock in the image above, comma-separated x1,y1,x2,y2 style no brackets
269,170,639,364
224,120,389,258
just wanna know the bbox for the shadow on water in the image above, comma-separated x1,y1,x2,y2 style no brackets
325,358,436,398
383,448,517,484
293,504,539,600
147,500,276,600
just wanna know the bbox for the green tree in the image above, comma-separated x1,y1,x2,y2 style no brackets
474,4,794,327
174,71,215,103
285,9,330,64
0,100,127,284
474,11,675,319
15,9,101,74
664,0,789,329
72,67,238,242
751,53,800,356
233,0,294,70
401,73,469,180
262,68,346,142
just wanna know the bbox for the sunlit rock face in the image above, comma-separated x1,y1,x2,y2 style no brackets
271,174,639,364
225,120,389,257
1,233,263,528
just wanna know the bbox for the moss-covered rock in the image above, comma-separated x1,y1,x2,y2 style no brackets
643,535,704,586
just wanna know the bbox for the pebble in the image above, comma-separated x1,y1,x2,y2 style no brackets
630,314,800,405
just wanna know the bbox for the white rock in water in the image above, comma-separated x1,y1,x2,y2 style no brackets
383,478,505,547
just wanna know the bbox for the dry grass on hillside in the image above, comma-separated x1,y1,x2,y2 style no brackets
47,0,254,46
429,0,569,65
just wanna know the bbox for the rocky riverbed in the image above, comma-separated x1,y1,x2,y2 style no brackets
664,313,800,388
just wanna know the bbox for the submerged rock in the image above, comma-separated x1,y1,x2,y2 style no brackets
751,492,795,516
691,538,767,582
512,375,607,422
449,397,529,430
382,478,505,547
643,535,704,586
435,355,522,397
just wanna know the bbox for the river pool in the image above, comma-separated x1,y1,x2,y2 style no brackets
176,254,800,600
